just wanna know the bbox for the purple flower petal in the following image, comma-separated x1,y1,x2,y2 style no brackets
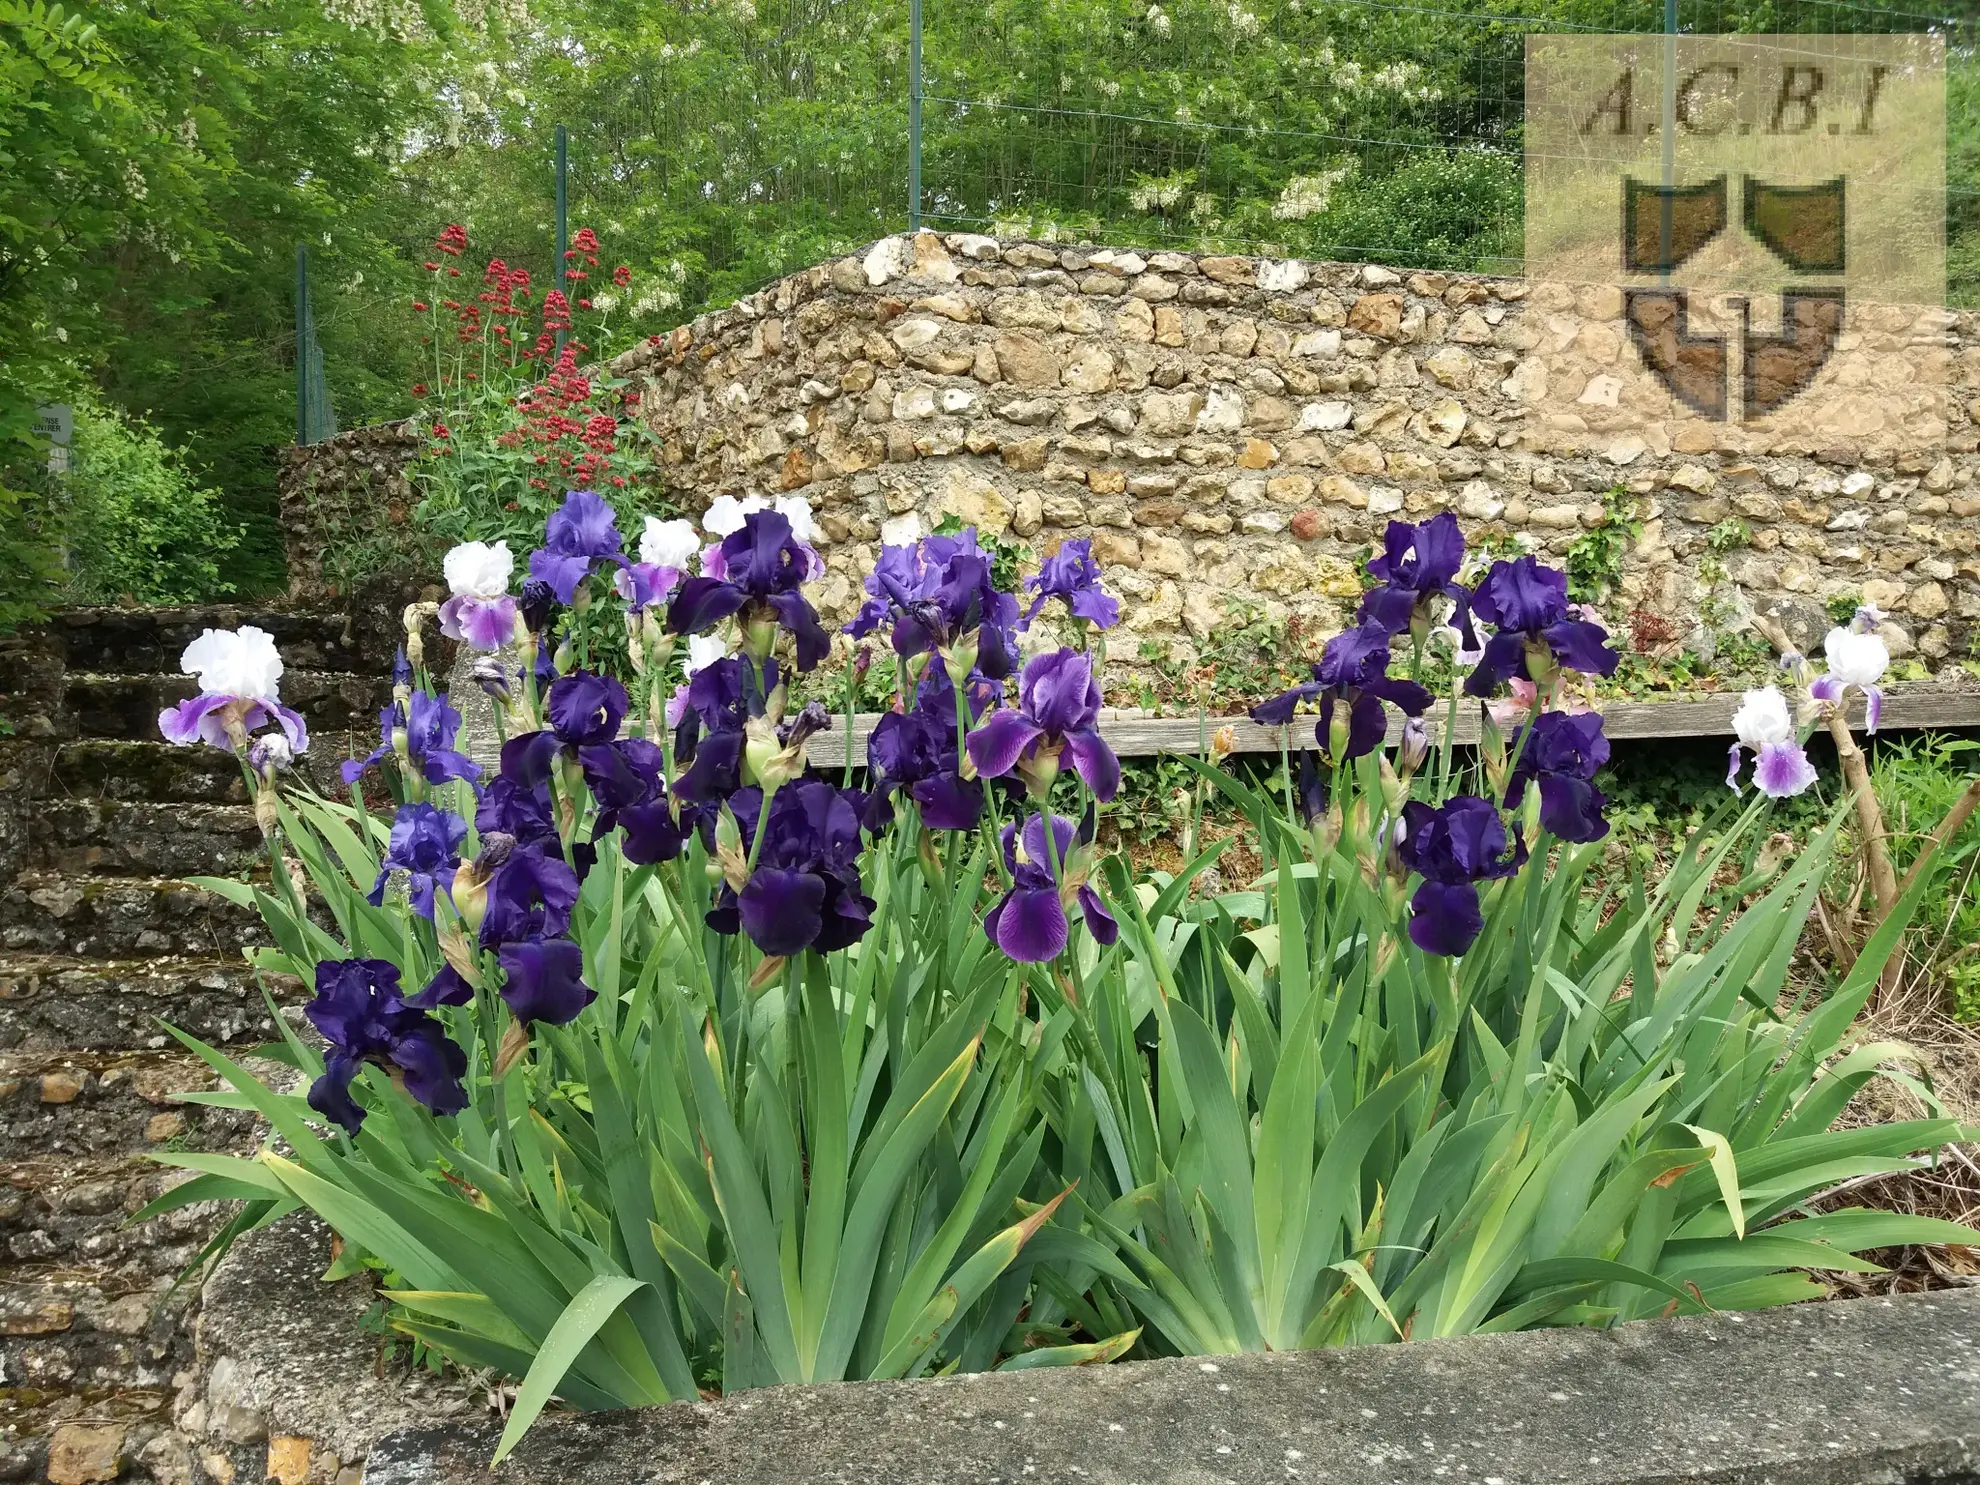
1407,879,1485,957
1754,740,1818,799
1865,685,1883,734
1077,883,1119,946
440,594,518,651
527,550,594,606
738,867,827,956
911,772,984,830
1726,742,1744,792
666,574,750,636
496,936,595,1026
1063,727,1121,802
967,709,1045,780
988,884,1069,963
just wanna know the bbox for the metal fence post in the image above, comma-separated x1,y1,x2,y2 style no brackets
555,124,570,358
294,244,309,447
909,0,923,230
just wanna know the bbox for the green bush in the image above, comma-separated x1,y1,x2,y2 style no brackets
61,393,240,607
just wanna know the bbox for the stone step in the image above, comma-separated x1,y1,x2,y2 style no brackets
0,739,253,807
61,670,390,746
37,607,369,677
0,801,267,880
0,873,282,960
1,1048,269,1414
0,954,305,1053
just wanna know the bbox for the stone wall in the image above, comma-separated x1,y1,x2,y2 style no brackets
615,233,1980,671
278,422,425,601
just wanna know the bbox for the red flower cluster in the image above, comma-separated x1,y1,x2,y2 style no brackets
564,226,601,284
435,223,468,258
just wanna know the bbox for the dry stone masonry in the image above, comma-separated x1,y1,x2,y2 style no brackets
616,234,1980,672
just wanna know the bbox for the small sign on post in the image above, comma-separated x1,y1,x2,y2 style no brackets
34,403,72,475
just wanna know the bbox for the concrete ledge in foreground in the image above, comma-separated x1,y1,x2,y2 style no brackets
363,1285,1980,1485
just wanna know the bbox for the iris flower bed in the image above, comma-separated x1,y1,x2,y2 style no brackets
151,496,1976,1461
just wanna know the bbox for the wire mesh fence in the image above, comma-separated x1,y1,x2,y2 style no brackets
300,0,1980,439
917,0,1976,294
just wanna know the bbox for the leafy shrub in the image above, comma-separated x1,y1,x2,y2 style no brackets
61,392,239,606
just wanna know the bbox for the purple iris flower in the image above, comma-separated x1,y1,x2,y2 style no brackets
303,958,468,1135
479,840,580,948
495,936,596,1026
863,661,990,832
1251,622,1433,763
707,780,875,956
528,490,624,604
1506,710,1612,843
1358,514,1470,639
667,511,829,671
157,626,313,758
342,690,481,788
476,775,557,846
1397,796,1527,958
984,812,1119,964
1463,558,1618,696
1021,537,1120,631
967,648,1120,802
846,530,1020,679
667,655,780,806
500,671,660,827
366,802,467,919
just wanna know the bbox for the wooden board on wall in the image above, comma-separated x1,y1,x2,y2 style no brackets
803,687,1980,769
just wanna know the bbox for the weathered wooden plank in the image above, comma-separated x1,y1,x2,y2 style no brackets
802,686,1980,768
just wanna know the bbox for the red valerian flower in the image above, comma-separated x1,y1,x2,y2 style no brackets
435,223,468,256
542,290,572,332
413,301,430,312
612,264,631,287
411,383,427,397
578,298,594,310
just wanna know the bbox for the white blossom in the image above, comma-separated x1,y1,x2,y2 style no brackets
181,626,283,701
1732,686,1794,750
443,539,513,599
640,517,702,569
1822,625,1889,688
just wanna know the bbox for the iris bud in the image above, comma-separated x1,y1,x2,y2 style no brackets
743,612,777,662
1396,717,1430,780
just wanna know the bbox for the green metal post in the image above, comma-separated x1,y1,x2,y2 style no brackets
555,124,569,357
909,0,923,230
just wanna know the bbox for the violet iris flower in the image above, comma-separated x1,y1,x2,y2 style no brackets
439,540,518,651
496,936,596,1026
1021,537,1119,631
367,802,467,919
1464,558,1618,696
1251,622,1433,763
846,530,1020,678
668,510,829,670
1506,710,1612,843
984,812,1118,964
528,490,624,604
500,671,659,822
479,840,581,947
707,780,875,956
304,958,468,1134
968,648,1121,802
1397,796,1526,957
1726,686,1818,799
157,625,311,756
1357,514,1469,639
342,690,481,787
668,655,781,806
864,664,987,832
